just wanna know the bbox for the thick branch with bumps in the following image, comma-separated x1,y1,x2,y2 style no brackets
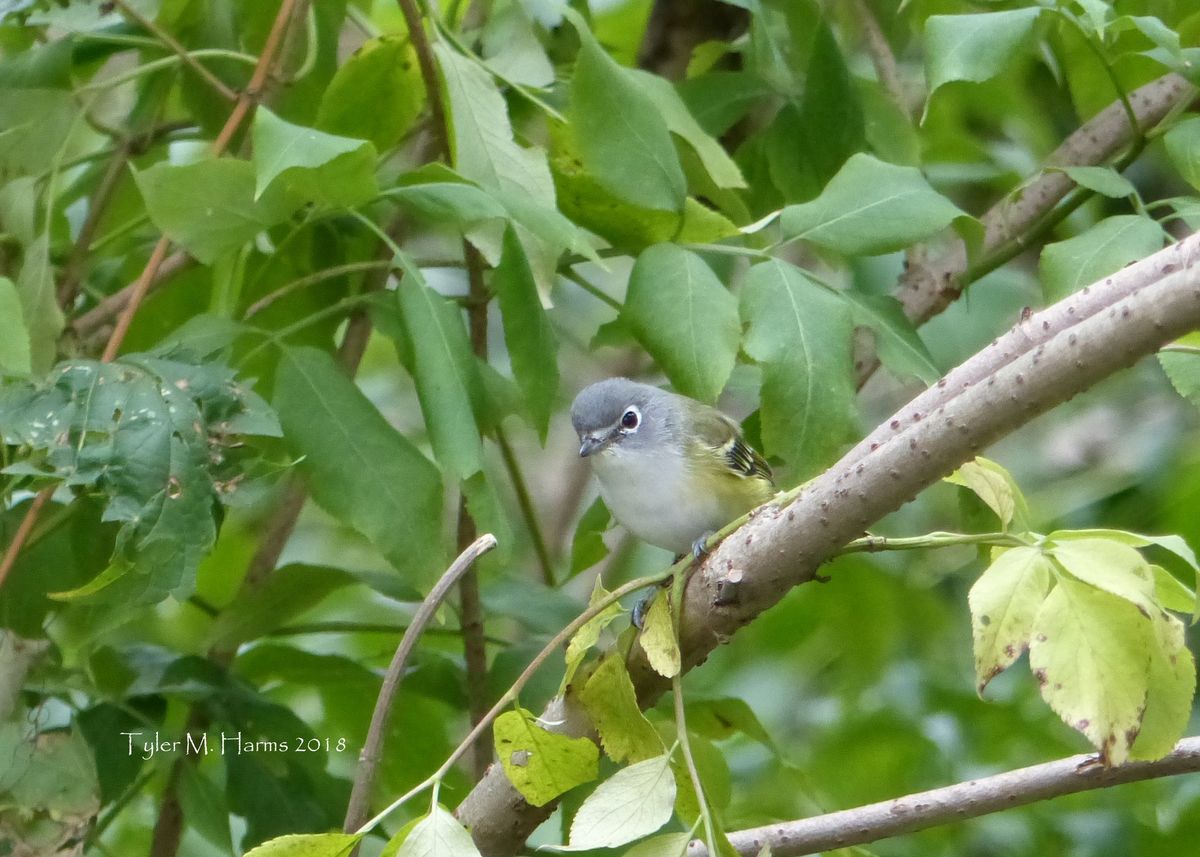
688,737,1200,857
456,234,1200,853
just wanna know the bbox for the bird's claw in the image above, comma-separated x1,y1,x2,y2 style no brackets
691,531,716,560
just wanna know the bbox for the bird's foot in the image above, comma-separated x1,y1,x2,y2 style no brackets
690,531,716,561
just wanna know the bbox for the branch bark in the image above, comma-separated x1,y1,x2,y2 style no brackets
686,737,1200,857
455,232,1200,854
897,73,1195,328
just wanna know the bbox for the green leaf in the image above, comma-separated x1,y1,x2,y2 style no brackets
387,178,508,263
632,70,745,189
579,653,663,764
494,708,599,807
968,546,1053,693
434,42,555,207
740,260,855,475
619,832,692,857
567,13,686,212
563,578,626,689
252,107,377,206
274,346,444,583
15,234,62,374
567,754,676,849
1130,610,1196,760
1164,116,1200,191
766,21,864,202
639,590,680,678
178,765,232,853
842,292,939,384
1059,166,1137,199
925,9,1042,98
624,244,740,403
944,458,1031,532
316,36,424,150
204,564,357,650
1048,537,1157,615
1039,215,1163,302
481,0,554,87
570,497,612,577
396,806,481,857
779,153,966,256
1029,574,1153,765
134,159,293,264
242,833,362,857
397,275,484,479
493,228,558,440
1151,564,1197,614
0,276,32,375
1160,332,1200,409
685,697,776,749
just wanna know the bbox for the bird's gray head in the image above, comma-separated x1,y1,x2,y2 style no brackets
570,378,678,459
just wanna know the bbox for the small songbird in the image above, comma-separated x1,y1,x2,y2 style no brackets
570,378,774,557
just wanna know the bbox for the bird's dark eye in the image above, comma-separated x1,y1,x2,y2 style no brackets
621,408,639,429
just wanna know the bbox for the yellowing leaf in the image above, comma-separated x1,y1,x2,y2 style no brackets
1029,575,1153,765
242,833,361,857
945,458,1030,531
1131,610,1196,761
562,578,626,690
494,708,598,807
579,654,663,764
968,546,1052,693
1049,537,1156,615
639,591,680,678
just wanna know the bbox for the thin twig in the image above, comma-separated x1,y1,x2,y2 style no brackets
0,488,53,590
343,534,498,833
851,0,909,117
459,243,493,782
495,426,555,586
243,260,393,318
57,141,133,309
113,0,238,102
395,0,449,159
71,250,192,341
686,737,1200,857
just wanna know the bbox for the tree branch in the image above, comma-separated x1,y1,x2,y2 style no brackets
899,73,1194,327
343,533,498,834
686,737,1200,857
455,231,1200,854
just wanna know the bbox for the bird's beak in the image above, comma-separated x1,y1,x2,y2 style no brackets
579,433,606,458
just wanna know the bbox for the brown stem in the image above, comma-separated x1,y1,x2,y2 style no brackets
0,487,53,590
851,0,909,117
57,142,133,310
395,0,450,159
342,534,498,833
687,737,1200,857
458,243,492,782
71,251,192,341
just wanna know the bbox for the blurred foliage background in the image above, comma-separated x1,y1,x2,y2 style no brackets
2,0,1200,855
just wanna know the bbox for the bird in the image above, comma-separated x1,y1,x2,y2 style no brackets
570,377,774,558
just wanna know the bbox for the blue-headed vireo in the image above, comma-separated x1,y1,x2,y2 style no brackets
570,378,774,557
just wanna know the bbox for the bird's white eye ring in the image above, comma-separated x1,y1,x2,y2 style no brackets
620,407,640,430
